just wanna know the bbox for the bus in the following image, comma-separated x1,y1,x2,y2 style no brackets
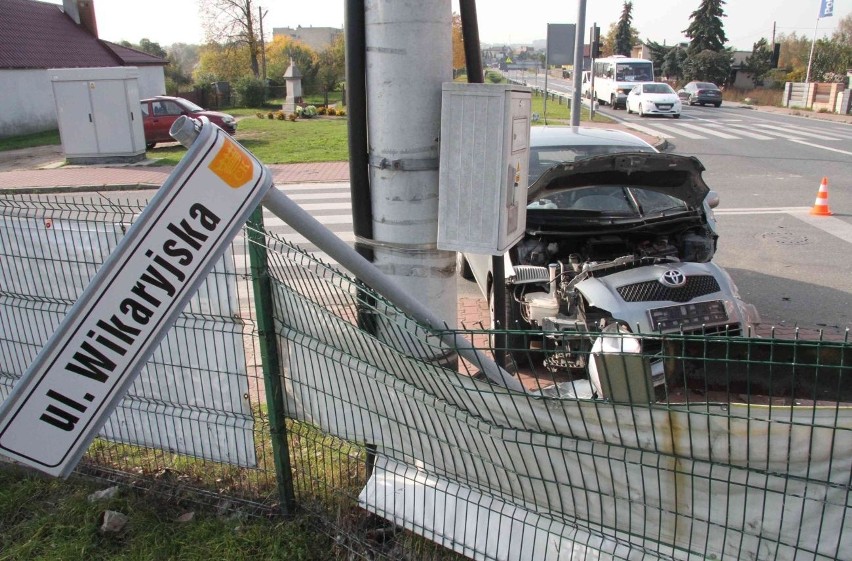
589,56,654,109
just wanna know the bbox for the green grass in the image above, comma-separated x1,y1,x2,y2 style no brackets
147,116,350,167
0,129,60,151
0,464,332,560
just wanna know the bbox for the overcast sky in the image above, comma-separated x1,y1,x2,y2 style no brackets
50,0,847,51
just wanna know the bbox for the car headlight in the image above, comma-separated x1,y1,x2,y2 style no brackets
221,116,236,125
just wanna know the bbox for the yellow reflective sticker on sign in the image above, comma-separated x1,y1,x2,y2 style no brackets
208,139,252,188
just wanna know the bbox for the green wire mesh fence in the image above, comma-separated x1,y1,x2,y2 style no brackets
1,194,851,560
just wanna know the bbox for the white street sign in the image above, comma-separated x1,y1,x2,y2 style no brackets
0,123,272,477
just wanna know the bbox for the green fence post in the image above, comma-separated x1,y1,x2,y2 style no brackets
247,206,296,515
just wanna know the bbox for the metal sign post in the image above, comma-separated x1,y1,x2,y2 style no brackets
0,118,273,477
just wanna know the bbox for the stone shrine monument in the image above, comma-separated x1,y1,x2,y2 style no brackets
282,58,303,113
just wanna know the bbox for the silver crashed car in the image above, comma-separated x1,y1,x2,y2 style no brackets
461,127,759,382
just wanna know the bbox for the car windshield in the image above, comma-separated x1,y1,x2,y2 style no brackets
179,99,205,112
643,83,673,94
529,144,656,185
615,62,653,82
528,185,690,218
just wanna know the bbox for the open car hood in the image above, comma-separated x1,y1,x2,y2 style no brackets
527,152,710,208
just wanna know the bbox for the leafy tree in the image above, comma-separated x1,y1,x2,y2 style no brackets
808,37,852,82
602,21,639,58
199,0,263,78
266,35,319,94
684,0,727,55
682,49,732,84
120,39,190,95
451,13,466,77
743,38,773,85
168,43,200,78
835,13,852,47
662,45,688,82
316,34,345,106
614,2,635,56
645,40,670,77
194,42,252,83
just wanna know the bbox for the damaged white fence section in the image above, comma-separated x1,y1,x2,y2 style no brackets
278,292,852,561
0,125,272,477
0,217,255,467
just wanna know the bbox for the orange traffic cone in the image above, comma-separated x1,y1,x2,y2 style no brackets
810,177,833,216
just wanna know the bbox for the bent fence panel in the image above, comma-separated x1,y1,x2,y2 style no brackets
2,194,850,559
267,234,851,560
0,195,257,468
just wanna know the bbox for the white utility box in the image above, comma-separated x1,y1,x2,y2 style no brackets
437,82,531,255
49,67,146,164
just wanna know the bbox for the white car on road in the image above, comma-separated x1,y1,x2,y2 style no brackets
626,82,682,118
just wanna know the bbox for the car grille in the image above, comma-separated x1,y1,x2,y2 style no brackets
617,275,721,303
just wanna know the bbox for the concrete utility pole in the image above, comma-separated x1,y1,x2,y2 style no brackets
570,0,587,125
365,0,457,351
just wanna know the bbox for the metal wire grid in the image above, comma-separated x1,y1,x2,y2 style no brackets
2,194,851,560
259,229,852,560
0,195,280,512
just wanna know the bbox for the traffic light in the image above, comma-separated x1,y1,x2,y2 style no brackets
590,25,601,58
770,43,781,68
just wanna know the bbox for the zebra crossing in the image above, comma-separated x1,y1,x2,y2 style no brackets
231,182,354,270
623,118,850,142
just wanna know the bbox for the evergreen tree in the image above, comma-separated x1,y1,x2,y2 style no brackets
682,49,732,84
743,38,773,86
662,45,688,82
615,2,635,56
645,40,670,76
683,0,727,55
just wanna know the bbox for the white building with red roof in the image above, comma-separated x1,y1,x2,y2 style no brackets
0,0,167,138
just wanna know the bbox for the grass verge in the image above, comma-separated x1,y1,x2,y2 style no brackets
0,130,60,152
0,462,332,560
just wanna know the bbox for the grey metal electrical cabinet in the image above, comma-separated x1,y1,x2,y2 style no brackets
437,82,531,255
49,67,146,164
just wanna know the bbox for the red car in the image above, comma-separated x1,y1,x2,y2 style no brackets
140,96,237,149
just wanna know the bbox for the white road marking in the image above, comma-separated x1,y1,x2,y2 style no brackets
646,123,707,139
715,207,812,215
676,123,740,139
791,212,852,244
708,124,774,140
754,123,844,140
787,139,852,156
624,122,675,138
287,192,354,201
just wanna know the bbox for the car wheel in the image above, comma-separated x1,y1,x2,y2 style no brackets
457,253,474,281
638,104,645,117
145,142,156,150
673,113,681,119
626,104,633,114
714,102,722,108
489,282,533,369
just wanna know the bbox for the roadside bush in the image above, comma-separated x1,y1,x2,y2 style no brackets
267,112,275,119
256,112,265,119
336,108,347,117
486,70,503,83
288,113,297,121
235,76,266,108
275,111,286,120
327,107,337,116
317,106,327,115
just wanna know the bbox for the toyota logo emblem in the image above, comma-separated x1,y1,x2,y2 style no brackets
661,269,687,287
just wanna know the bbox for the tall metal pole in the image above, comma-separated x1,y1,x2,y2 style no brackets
365,0,457,357
258,7,268,82
805,17,820,84
570,0,587,126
